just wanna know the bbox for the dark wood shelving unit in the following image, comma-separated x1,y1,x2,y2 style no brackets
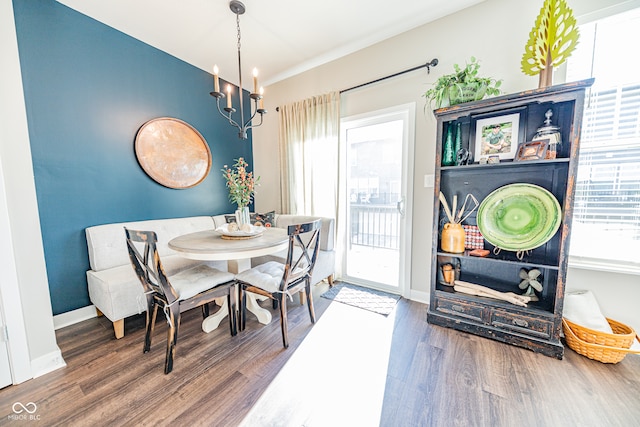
427,79,594,358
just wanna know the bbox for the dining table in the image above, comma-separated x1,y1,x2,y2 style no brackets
168,226,289,333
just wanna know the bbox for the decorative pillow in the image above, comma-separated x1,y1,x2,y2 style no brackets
225,211,275,227
250,211,275,227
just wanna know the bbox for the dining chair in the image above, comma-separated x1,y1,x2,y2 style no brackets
124,227,237,374
235,219,322,348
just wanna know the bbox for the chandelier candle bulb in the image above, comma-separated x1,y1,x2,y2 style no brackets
226,85,232,108
253,68,258,94
213,65,220,93
259,87,264,109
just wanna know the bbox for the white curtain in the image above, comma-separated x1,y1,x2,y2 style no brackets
278,92,340,219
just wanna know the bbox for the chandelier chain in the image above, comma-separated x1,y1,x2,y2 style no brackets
236,13,241,52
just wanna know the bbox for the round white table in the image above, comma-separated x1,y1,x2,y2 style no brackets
168,227,288,332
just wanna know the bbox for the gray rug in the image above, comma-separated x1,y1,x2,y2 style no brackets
320,282,400,316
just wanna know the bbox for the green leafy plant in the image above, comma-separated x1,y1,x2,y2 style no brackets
221,157,259,208
423,57,502,110
521,0,579,87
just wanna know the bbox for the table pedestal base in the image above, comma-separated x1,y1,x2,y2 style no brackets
202,295,272,333
201,258,273,333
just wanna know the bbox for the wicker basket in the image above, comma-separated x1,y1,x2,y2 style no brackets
563,317,640,364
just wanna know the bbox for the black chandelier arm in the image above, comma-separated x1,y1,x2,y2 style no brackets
237,99,265,138
242,107,265,130
211,91,265,139
212,94,243,131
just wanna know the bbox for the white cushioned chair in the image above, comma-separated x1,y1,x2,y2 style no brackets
125,227,237,374
235,219,321,348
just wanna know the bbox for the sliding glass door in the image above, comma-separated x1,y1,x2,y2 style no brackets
340,104,414,296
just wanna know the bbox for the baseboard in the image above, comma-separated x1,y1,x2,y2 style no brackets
53,305,98,330
409,289,429,305
30,348,66,378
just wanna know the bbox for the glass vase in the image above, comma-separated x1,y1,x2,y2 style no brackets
442,123,455,166
454,122,462,163
235,206,250,226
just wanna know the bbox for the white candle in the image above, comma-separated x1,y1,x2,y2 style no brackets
259,87,264,109
213,65,220,93
253,68,258,94
226,85,232,108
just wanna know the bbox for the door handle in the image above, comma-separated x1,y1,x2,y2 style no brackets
397,198,405,216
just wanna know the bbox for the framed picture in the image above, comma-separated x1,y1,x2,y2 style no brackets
472,110,524,162
515,139,549,161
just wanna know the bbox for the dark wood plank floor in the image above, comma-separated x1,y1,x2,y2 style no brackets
1,284,639,426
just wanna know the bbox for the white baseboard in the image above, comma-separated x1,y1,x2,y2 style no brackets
30,348,66,378
53,305,98,330
409,289,429,305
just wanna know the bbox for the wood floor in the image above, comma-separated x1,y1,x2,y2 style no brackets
1,284,639,427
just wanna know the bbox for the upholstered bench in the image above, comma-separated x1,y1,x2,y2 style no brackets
85,216,225,339
85,214,335,339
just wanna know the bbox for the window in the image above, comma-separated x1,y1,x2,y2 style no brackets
566,8,640,272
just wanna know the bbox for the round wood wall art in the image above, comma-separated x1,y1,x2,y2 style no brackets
134,117,212,189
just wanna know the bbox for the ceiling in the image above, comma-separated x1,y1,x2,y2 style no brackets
57,0,485,88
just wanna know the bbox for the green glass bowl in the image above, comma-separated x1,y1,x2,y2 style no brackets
477,183,562,252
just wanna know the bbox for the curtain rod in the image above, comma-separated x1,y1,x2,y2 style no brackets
340,58,438,94
275,58,438,112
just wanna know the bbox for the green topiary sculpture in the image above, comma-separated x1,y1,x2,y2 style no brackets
521,0,580,87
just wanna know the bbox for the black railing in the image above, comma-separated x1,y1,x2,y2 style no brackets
350,204,400,249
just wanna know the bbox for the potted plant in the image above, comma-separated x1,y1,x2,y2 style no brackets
423,57,502,109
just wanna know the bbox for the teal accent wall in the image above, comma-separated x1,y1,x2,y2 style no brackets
12,0,254,314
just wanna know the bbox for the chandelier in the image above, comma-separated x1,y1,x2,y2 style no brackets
211,0,266,140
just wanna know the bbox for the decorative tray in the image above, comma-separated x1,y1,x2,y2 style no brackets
134,117,211,189
214,223,265,239
477,183,561,251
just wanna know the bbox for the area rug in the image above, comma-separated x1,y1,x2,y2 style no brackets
320,282,400,316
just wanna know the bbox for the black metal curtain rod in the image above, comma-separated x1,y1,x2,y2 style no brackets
340,58,438,94
275,58,438,112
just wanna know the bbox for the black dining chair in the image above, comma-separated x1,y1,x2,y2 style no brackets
124,227,237,374
235,219,321,348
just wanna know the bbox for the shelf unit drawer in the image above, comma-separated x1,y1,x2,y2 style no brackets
434,296,485,323
490,310,552,339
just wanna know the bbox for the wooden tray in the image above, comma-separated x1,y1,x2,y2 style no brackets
220,233,263,240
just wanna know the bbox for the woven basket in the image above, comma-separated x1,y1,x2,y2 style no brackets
563,317,640,364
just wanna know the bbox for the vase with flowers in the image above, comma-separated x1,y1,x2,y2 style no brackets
221,157,260,227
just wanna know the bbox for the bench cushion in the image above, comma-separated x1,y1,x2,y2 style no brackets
87,253,226,322
86,216,215,271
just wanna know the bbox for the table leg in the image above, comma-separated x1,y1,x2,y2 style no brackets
245,293,272,324
201,298,229,333
201,258,272,333
228,259,272,325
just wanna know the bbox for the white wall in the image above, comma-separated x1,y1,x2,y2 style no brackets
0,0,65,381
254,0,640,332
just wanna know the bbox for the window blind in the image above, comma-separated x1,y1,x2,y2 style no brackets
566,9,640,270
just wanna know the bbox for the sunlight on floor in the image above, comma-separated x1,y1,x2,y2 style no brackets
240,301,397,427
346,244,399,287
